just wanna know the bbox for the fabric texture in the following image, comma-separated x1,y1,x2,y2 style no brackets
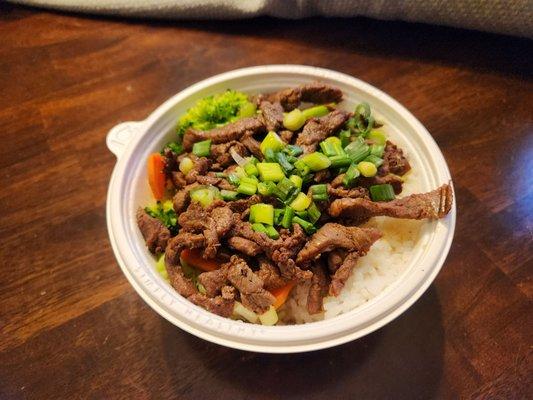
9,0,533,38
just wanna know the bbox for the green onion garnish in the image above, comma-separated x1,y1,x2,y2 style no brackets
275,151,294,174
345,137,370,163
364,154,384,167
257,162,285,182
260,131,285,155
284,145,303,157
301,152,331,171
274,208,284,225
249,203,274,225
192,139,212,157
293,216,317,235
307,202,321,224
310,184,328,202
281,206,295,229
264,225,280,239
328,155,352,168
369,184,396,202
302,105,329,120
220,190,239,201
257,181,275,196
227,173,240,186
370,144,385,158
252,223,268,234
273,177,298,201
244,162,259,177
343,163,361,187
294,159,311,176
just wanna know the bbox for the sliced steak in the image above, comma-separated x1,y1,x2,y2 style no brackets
183,117,266,151
188,293,234,317
136,208,170,254
296,110,351,153
265,87,301,111
300,82,343,104
328,185,369,200
296,223,381,265
329,251,360,296
227,236,262,257
314,169,331,183
379,141,411,176
307,262,329,314
197,267,228,297
210,141,249,169
259,101,284,131
164,248,198,298
184,156,210,184
257,256,288,291
241,134,263,160
280,130,294,143
226,195,261,213
226,256,275,313
171,171,187,189
173,182,200,214
327,249,347,274
329,184,454,222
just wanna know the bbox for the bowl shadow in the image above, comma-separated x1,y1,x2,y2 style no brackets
160,285,444,399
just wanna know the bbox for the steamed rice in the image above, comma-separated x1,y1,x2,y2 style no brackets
279,160,425,324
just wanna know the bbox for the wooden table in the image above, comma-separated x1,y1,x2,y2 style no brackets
1,3,532,398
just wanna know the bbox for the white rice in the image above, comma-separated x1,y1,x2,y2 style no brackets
279,164,425,324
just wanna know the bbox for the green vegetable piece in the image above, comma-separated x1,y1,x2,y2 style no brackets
367,130,387,146
227,173,240,186
294,159,311,176
275,151,294,174
166,142,184,156
293,216,317,235
252,223,268,234
238,101,257,118
190,188,216,207
215,172,227,178
345,137,370,163
343,163,361,187
302,105,329,120
283,108,306,131
328,155,352,168
179,157,194,175
264,148,277,162
281,206,295,229
307,202,321,224
370,184,396,202
237,180,257,196
310,184,328,202
274,208,284,225
357,161,378,177
272,177,298,201
257,181,275,196
244,162,259,177
301,152,331,171
264,225,280,239
364,154,384,167
249,203,274,225
284,145,303,157
220,190,239,201
257,162,285,182
370,144,385,157
192,139,212,157
260,131,285,155
156,253,168,280
234,166,247,179
289,174,303,190
290,192,311,211
338,130,351,148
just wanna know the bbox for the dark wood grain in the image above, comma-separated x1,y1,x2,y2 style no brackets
1,3,532,399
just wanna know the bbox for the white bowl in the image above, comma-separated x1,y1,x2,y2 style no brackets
106,65,455,353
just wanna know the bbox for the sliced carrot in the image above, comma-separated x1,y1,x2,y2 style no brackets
270,281,297,309
180,249,220,272
147,153,166,200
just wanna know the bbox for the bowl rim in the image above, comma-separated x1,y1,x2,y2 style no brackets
106,65,456,353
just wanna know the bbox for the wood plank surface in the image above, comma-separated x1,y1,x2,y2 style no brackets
0,3,532,399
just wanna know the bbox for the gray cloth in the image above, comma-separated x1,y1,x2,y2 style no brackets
9,0,533,38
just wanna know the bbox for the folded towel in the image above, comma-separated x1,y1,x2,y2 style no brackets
9,0,533,38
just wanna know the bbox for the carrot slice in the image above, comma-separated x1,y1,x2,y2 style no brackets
270,281,297,309
147,153,166,200
180,249,220,272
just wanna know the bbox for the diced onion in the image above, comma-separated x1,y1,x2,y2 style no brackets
259,305,278,326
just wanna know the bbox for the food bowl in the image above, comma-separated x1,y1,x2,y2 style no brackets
106,65,455,353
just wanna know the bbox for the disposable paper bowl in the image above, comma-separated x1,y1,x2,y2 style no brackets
106,65,455,353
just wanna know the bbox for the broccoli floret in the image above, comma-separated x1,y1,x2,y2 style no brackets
176,90,254,136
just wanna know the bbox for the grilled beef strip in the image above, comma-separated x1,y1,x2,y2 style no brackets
227,236,262,257
264,82,343,111
188,286,235,318
256,256,288,291
136,209,170,254
379,140,411,176
259,100,284,131
296,109,351,153
241,134,264,160
197,267,229,297
183,117,266,151
329,183,453,222
210,141,249,170
226,255,275,314
307,261,330,314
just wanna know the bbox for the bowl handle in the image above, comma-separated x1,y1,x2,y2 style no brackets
106,121,144,158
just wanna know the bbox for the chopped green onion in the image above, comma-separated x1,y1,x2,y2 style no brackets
257,181,275,196
220,190,239,201
302,105,329,120
310,184,328,202
284,145,303,157
250,203,274,225
264,225,280,239
260,131,285,155
355,102,371,119
252,223,268,234
339,130,351,148
281,206,295,229
215,172,227,178
264,148,277,162
364,154,384,167
357,161,378,177
367,130,387,146
283,108,306,131
293,216,317,235
190,187,218,207
289,175,303,190
320,136,345,157
295,211,309,219
237,179,257,195
227,173,240,186
273,177,298,201
234,166,247,179
294,159,311,176
274,208,284,225
343,163,361,187
275,151,294,174
307,202,321,224
370,184,396,202
192,139,211,157
345,137,370,163
238,101,257,118
248,156,259,165
301,152,331,171
179,157,194,175
290,192,312,211
257,162,285,182
320,140,337,157
370,144,385,157
244,162,259,177
302,174,314,185
328,155,352,168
